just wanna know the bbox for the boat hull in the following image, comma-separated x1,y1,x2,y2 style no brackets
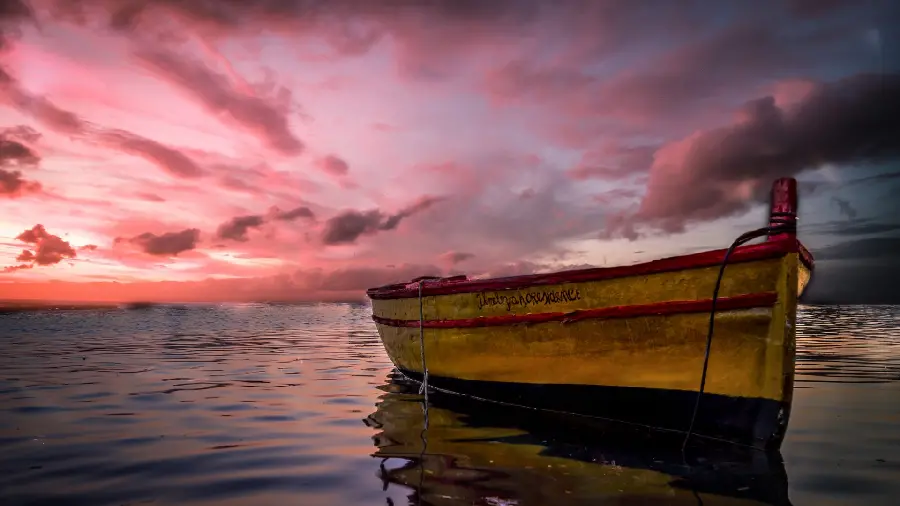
368,240,813,449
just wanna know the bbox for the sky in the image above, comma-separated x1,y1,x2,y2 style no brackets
0,0,898,304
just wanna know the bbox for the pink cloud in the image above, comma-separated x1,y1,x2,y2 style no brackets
4,224,82,271
320,195,444,246
114,228,201,257
97,129,205,178
133,48,305,156
0,168,42,197
0,0,33,51
0,130,43,198
316,154,349,177
215,205,316,243
134,192,165,202
0,67,87,135
438,250,475,267
0,2,897,302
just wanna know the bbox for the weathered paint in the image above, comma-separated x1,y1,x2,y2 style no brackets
367,236,813,301
373,253,805,400
372,256,784,321
373,292,777,328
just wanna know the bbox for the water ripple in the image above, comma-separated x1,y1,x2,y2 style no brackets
796,305,900,383
0,303,897,505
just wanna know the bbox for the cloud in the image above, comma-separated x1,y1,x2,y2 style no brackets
814,237,900,262
0,132,42,198
603,73,900,238
0,0,34,50
438,250,474,266
316,155,349,176
216,205,316,242
0,255,602,302
567,165,632,181
831,197,858,220
6,224,78,269
489,6,879,112
0,124,41,143
805,217,900,238
592,188,642,209
0,262,446,302
321,195,444,245
216,215,265,242
787,0,857,18
802,235,900,304
0,66,88,135
0,65,216,183
301,264,444,292
135,192,165,202
0,0,897,305
0,168,41,197
97,129,206,178
23,0,739,90
115,228,200,256
271,205,315,222
0,136,40,166
133,49,305,156
320,210,394,246
566,142,656,181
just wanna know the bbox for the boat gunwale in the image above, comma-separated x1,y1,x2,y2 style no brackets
367,237,815,300
372,291,778,328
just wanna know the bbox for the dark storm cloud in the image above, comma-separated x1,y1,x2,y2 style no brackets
602,73,900,238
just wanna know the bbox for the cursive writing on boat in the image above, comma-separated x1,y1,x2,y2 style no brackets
475,289,582,311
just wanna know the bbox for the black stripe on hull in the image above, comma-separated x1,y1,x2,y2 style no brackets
399,369,791,450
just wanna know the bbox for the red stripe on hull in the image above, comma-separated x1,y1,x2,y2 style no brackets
367,237,813,300
372,292,778,329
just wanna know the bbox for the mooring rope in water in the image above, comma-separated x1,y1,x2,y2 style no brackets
416,397,429,506
682,218,797,452
416,280,430,506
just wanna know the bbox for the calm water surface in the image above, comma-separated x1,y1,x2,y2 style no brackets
0,304,898,505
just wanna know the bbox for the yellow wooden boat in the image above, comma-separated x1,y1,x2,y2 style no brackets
366,178,814,450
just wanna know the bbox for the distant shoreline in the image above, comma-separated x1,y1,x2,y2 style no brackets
0,299,370,313
0,301,122,313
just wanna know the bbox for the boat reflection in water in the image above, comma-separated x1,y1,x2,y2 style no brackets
365,371,792,506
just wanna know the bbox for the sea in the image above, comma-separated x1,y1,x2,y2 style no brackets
0,304,897,506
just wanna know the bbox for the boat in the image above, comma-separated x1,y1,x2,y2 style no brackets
366,177,814,450
365,371,793,505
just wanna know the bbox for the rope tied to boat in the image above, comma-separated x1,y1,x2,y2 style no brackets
417,280,430,398
682,218,798,452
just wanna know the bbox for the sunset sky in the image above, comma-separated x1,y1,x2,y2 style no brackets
1,0,898,303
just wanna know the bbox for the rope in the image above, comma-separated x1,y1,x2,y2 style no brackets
417,280,430,397
681,221,796,452
416,279,429,506
416,398,429,506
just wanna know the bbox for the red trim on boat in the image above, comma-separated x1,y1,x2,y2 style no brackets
371,292,778,329
367,238,814,300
